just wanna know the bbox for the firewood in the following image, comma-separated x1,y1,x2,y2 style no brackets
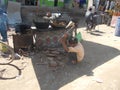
51,51,60,54
46,53,57,57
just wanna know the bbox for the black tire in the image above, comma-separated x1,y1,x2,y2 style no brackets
0,64,22,80
0,41,15,65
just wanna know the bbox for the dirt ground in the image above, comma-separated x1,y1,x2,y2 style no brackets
0,15,120,90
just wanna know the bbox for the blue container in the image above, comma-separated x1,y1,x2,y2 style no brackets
115,17,120,36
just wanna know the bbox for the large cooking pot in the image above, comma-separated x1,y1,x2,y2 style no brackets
33,19,50,30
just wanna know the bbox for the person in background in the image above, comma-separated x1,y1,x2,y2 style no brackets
79,0,86,8
105,0,110,11
85,7,94,31
95,0,100,11
72,0,79,8
91,4,96,14
109,0,115,10
60,33,84,64
99,0,106,11
92,12,98,30
0,8,9,43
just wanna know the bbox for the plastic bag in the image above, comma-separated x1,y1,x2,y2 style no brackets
75,32,82,42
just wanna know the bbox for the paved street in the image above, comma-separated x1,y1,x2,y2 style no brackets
59,24,120,90
0,15,120,90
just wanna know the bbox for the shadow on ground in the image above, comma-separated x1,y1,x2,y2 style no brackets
31,40,120,90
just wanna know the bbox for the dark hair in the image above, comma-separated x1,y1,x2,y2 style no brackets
68,37,78,44
89,7,92,11
94,12,97,14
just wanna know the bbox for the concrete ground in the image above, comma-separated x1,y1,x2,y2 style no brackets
0,16,120,90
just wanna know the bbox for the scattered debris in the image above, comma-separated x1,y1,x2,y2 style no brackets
57,61,65,67
18,49,29,57
46,53,57,57
49,60,58,67
51,51,60,54
0,69,6,77
93,77,103,83
36,62,48,65
14,53,21,59
15,75,22,79
19,62,28,70
47,57,54,61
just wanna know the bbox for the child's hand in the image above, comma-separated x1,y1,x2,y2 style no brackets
63,33,68,39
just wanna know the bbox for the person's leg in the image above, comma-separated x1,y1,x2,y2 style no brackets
91,21,95,30
1,29,8,42
87,20,94,32
85,21,89,30
92,23,96,30
68,52,77,64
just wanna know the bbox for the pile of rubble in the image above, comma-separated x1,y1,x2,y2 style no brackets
34,47,68,69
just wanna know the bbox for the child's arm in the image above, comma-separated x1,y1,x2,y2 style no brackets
60,33,69,52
